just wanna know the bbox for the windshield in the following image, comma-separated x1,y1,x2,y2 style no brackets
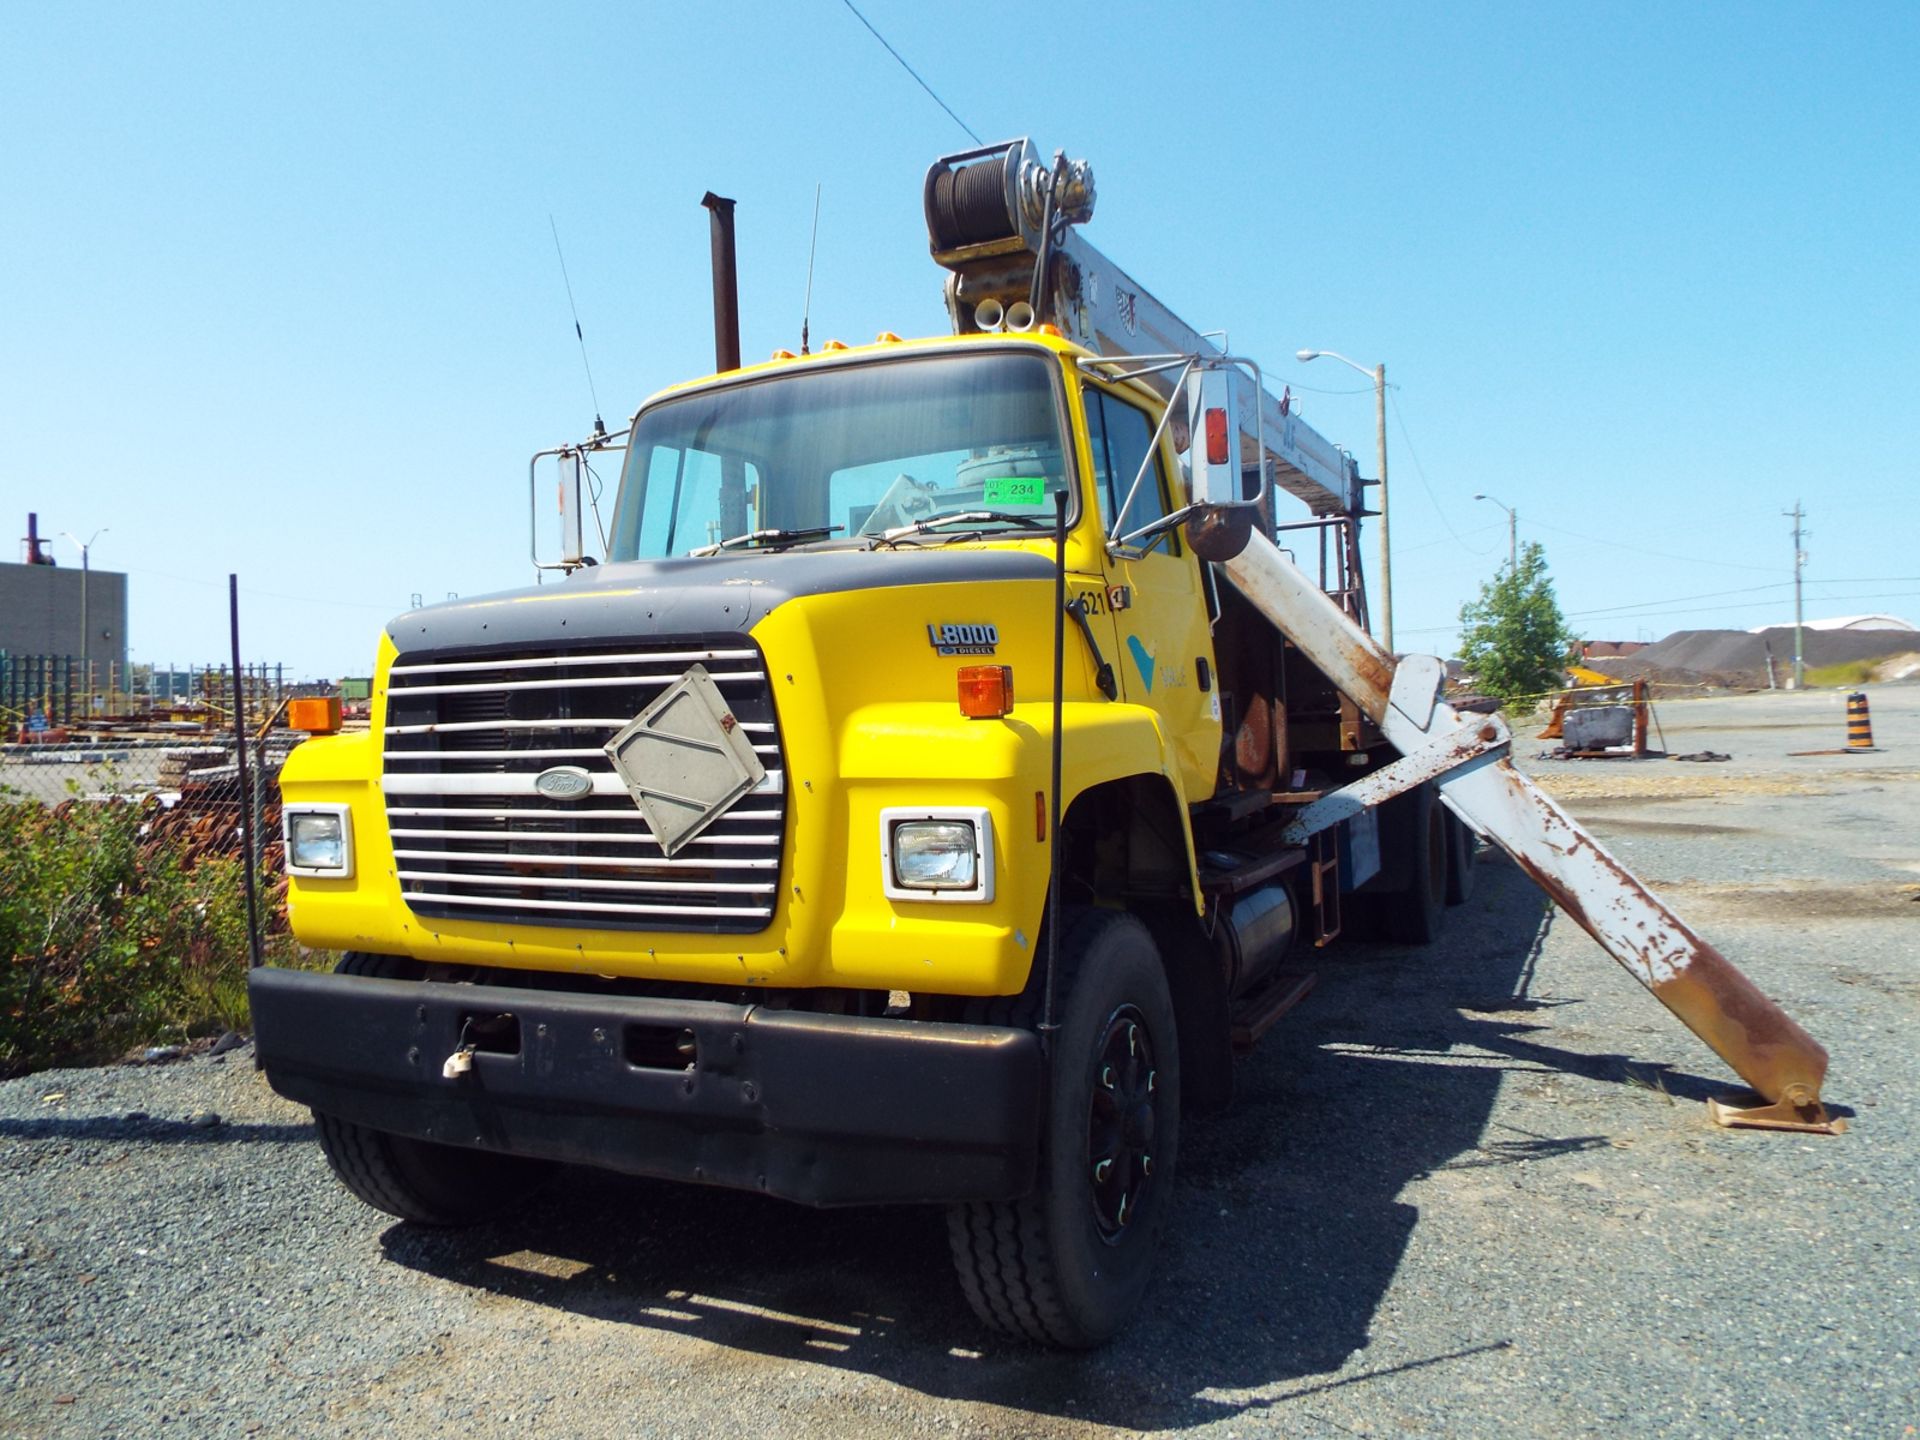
607,351,1071,559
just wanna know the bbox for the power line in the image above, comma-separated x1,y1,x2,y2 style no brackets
1565,581,1793,619
1386,389,1483,552
838,0,981,144
1397,521,1504,555
1287,381,1379,396
1519,515,1784,574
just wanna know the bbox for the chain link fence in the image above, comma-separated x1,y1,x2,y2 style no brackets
1,709,325,1075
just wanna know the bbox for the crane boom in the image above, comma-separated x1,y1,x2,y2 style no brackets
924,137,1840,1134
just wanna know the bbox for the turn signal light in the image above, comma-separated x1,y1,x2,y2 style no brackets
287,696,343,734
1205,406,1230,465
957,665,1014,719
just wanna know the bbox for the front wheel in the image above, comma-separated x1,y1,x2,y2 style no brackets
313,950,554,1226
314,1112,555,1227
946,909,1181,1348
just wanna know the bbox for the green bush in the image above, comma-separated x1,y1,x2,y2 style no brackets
0,789,307,1076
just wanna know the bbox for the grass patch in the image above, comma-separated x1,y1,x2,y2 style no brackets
1801,659,1880,688
1,786,330,1076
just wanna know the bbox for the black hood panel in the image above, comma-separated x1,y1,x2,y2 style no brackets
386,548,1056,657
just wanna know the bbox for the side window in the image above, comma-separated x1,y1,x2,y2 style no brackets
1085,389,1176,552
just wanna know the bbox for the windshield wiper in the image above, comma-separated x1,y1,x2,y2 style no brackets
690,525,843,557
873,510,1054,547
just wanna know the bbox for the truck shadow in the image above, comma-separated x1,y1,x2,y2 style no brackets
379,852,1731,1430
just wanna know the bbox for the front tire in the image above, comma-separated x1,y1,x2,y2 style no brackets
312,951,554,1227
314,1112,555,1227
946,910,1180,1348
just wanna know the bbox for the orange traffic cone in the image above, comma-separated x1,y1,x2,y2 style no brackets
1845,692,1876,751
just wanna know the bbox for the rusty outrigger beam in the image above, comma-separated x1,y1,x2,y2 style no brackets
1223,531,1842,1134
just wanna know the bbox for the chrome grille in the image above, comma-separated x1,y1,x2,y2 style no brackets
382,638,784,933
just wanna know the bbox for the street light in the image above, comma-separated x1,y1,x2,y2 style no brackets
1472,494,1517,571
60,528,108,709
1297,349,1391,650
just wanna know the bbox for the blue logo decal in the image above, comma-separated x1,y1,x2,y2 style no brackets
1126,635,1156,691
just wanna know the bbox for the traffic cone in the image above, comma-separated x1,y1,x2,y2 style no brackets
1846,692,1876,751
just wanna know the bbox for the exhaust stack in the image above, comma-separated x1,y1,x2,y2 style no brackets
701,192,741,373
23,512,54,565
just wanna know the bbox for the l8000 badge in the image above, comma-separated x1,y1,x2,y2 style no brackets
927,623,999,657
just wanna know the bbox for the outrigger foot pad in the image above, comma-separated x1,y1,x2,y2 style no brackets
1706,1093,1846,1135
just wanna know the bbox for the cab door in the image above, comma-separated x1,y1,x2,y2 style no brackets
1081,381,1221,799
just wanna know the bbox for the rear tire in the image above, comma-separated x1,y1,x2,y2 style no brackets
1443,805,1477,907
312,951,554,1227
1382,783,1446,944
946,909,1180,1349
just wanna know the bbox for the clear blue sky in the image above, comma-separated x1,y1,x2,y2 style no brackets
4,3,1915,677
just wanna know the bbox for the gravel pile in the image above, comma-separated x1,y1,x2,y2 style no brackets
1592,626,1918,688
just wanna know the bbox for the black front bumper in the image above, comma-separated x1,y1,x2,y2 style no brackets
249,968,1041,1207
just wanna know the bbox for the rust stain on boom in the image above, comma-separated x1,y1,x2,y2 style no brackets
1496,782,1832,1112
1453,758,1841,1133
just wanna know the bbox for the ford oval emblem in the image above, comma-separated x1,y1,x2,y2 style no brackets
534,765,594,801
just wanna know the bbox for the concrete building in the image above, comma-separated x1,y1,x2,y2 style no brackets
0,559,130,680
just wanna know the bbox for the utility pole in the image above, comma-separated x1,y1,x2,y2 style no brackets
1298,349,1391,649
1374,361,1391,651
1785,502,1806,689
61,528,107,710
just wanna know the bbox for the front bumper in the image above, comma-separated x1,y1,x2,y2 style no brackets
249,968,1042,1206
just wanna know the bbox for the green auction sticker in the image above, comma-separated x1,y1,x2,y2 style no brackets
981,475,1047,507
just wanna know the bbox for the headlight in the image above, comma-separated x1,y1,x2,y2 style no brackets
893,821,978,890
880,807,994,903
285,805,354,879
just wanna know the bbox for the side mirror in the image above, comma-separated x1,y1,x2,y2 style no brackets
1184,505,1255,562
529,449,592,571
1180,359,1263,560
557,452,587,565
1185,366,1239,507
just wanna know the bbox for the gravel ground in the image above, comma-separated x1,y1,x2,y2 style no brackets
3,686,1915,1438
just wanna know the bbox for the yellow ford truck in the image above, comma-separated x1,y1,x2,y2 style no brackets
251,139,1832,1348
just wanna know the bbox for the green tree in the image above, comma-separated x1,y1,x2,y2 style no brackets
1456,541,1578,705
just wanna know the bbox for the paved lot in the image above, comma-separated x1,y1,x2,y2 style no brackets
3,685,1915,1437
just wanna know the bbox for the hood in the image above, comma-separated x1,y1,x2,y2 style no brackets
386,547,1057,656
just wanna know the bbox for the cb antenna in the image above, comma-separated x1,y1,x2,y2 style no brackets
801,183,821,355
548,213,606,437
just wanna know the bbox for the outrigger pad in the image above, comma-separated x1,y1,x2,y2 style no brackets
1706,1094,1846,1136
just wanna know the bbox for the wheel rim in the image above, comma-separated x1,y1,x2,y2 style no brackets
1086,1004,1160,1243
